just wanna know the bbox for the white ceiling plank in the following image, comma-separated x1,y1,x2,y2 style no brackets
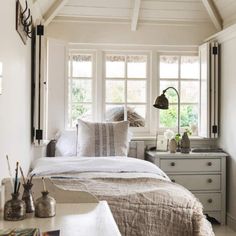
140,9,209,21
141,1,205,11
59,6,130,19
66,0,131,9
44,0,69,26
131,0,141,31
202,0,222,31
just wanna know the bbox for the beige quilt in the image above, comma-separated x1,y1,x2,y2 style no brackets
46,173,214,236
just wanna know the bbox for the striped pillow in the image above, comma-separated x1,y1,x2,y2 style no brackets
77,119,129,157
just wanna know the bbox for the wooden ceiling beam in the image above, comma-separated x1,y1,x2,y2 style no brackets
202,0,222,31
131,0,141,31
44,0,69,26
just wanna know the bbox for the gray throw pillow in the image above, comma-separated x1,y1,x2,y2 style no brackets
77,119,129,157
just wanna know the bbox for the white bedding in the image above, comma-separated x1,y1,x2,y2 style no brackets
31,156,169,181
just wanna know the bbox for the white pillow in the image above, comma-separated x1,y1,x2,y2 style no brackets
77,119,129,157
55,130,77,156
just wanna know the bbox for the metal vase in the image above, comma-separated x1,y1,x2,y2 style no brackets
35,191,56,218
181,132,191,153
169,138,177,153
4,193,26,221
22,183,35,213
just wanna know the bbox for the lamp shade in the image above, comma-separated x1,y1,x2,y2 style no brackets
153,93,169,109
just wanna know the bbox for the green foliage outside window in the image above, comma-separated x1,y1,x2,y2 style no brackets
71,86,89,125
160,105,198,128
159,90,198,129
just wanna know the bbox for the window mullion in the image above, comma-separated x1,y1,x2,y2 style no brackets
124,56,128,121
69,55,73,128
178,56,181,129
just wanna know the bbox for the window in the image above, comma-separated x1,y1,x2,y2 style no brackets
67,53,94,127
105,54,148,128
66,50,200,136
159,55,199,135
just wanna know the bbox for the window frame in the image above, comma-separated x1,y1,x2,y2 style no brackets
65,48,201,137
66,50,97,128
157,52,200,135
103,51,151,135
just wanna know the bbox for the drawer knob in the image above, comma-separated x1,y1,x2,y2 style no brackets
207,162,212,166
170,162,175,167
208,178,213,183
171,179,175,183
208,199,213,203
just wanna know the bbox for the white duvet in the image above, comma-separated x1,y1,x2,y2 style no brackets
31,156,169,181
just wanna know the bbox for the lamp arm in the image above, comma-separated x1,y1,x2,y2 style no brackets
163,87,180,136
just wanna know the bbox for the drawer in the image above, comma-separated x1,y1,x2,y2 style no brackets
160,158,221,172
168,174,221,191
194,193,221,211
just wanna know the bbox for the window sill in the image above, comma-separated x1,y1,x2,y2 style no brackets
131,136,216,141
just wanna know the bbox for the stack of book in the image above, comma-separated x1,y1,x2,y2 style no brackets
0,228,60,236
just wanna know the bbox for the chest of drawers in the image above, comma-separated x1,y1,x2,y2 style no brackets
146,151,227,224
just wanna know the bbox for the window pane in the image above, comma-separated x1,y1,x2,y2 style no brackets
180,105,198,129
106,55,125,78
160,81,178,103
72,55,92,78
181,81,199,103
159,105,177,128
160,56,179,78
127,55,147,78
127,80,146,103
106,80,125,103
159,105,198,129
181,56,199,79
127,105,146,127
71,104,92,126
71,79,92,103
105,105,125,122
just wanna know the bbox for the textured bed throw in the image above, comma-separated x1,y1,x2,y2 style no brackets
26,157,214,236
47,175,214,236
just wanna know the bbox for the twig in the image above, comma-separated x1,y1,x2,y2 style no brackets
42,177,46,192
19,166,26,185
29,174,35,184
14,162,19,194
17,182,21,194
6,155,14,192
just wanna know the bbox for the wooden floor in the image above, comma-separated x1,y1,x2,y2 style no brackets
213,225,236,236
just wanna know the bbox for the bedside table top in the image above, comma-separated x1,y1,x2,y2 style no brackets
0,201,121,236
146,151,228,158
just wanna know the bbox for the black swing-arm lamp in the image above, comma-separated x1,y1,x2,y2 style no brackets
153,86,180,150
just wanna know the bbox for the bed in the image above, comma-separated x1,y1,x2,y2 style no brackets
7,156,212,236
2,120,215,235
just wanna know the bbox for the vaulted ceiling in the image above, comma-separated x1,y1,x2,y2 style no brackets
31,0,236,31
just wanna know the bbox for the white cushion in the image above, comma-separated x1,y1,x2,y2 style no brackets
55,130,77,156
77,119,129,157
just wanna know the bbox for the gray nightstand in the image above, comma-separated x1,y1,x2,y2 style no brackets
146,151,227,224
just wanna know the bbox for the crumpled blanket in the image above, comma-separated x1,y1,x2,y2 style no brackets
48,173,214,236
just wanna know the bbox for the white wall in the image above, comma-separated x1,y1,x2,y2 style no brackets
218,35,236,228
46,20,216,46
0,1,32,181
